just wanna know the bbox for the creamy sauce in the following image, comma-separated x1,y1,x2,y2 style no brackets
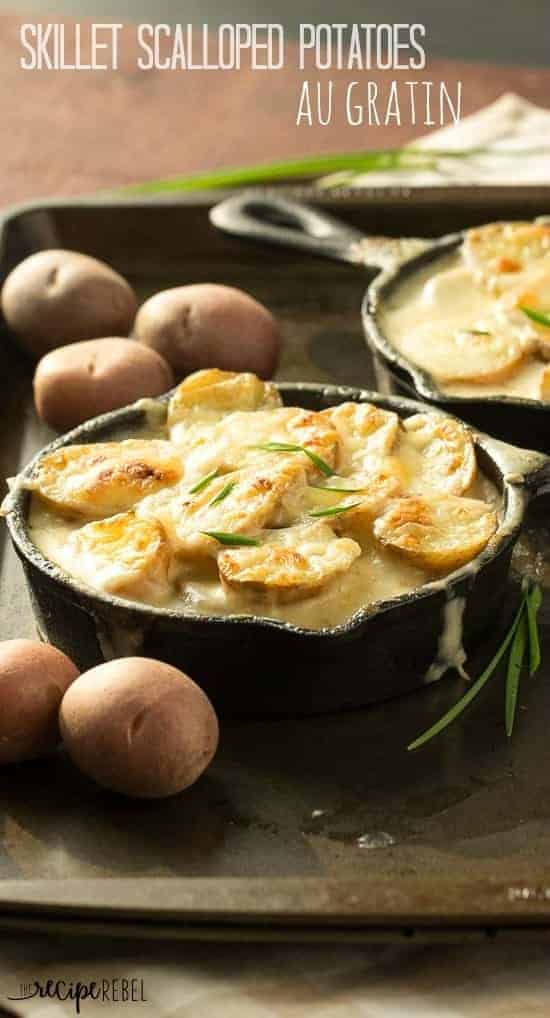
382,251,549,401
28,500,429,629
24,369,500,635
28,442,499,632
424,595,468,684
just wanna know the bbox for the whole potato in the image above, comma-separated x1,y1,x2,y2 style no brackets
33,337,174,431
0,640,79,764
1,249,137,356
135,284,280,378
59,658,219,798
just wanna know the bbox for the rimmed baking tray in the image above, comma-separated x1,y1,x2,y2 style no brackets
1,186,550,943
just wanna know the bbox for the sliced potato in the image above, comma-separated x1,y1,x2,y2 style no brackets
373,493,497,573
400,413,476,495
463,221,550,289
327,463,404,534
29,440,183,517
64,512,172,601
502,265,550,351
138,458,308,560
172,406,340,483
168,368,280,424
400,320,527,384
218,521,361,601
321,402,399,472
287,409,340,476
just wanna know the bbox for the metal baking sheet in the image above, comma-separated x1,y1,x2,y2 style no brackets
1,186,550,942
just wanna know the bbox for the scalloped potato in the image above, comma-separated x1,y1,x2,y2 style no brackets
25,370,499,629
383,219,550,401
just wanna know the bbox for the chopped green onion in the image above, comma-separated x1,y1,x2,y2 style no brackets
189,469,219,494
310,484,365,493
254,442,334,477
520,306,550,329
201,531,260,547
309,502,362,518
209,481,235,506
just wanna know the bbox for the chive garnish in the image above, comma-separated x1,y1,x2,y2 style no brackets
201,531,260,547
505,613,527,737
408,578,543,751
309,502,362,518
310,484,365,493
520,306,550,329
189,469,219,494
253,442,334,477
469,329,491,336
209,481,235,506
526,582,542,676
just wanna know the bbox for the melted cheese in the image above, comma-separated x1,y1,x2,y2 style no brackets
26,369,500,631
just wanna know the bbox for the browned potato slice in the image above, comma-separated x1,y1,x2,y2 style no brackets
503,265,550,350
463,222,550,289
29,439,182,516
173,406,340,483
168,368,281,424
287,409,340,476
218,521,361,601
64,512,172,601
373,493,497,573
138,458,308,560
400,321,526,384
326,464,404,534
400,413,476,495
321,402,399,471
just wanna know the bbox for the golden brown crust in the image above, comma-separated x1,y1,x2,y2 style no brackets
168,368,281,423
65,512,172,600
373,493,497,573
29,440,183,516
401,413,477,495
218,522,361,601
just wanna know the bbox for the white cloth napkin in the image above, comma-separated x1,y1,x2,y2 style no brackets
349,92,550,187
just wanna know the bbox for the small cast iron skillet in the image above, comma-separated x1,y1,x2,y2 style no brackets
4,383,550,717
210,194,550,453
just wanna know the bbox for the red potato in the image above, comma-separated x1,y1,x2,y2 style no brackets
1,249,137,356
33,337,174,431
0,640,79,764
59,658,219,798
135,284,281,379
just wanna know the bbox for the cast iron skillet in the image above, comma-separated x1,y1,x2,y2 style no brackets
210,194,550,453
4,382,550,717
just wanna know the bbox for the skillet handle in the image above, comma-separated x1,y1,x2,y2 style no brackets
478,435,550,499
210,193,374,267
210,193,432,271
524,456,550,498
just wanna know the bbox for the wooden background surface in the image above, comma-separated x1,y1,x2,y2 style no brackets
1,13,550,206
